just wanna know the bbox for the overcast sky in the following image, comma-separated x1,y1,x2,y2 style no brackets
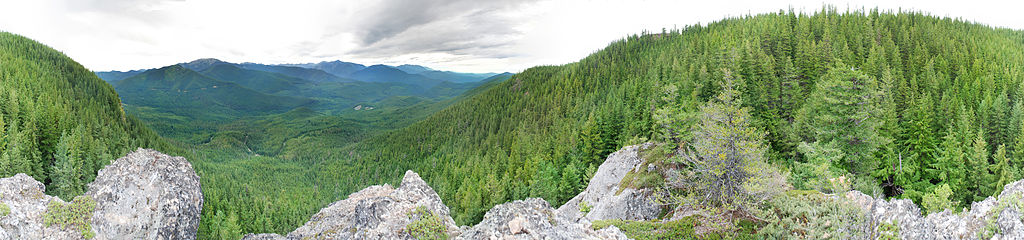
0,0,1021,73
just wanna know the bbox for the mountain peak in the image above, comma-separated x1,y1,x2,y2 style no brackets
395,64,434,74
181,58,229,71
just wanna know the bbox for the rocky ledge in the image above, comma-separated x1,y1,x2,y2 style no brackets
243,146,657,240
242,170,629,239
0,148,202,240
846,179,1024,239
457,198,627,240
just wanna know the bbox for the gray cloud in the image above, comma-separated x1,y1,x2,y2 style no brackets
341,0,536,61
353,0,534,45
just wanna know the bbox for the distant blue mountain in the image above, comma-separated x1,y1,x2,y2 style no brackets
349,65,443,87
395,64,434,74
283,60,366,77
238,63,354,83
96,58,501,89
180,58,231,71
95,69,146,84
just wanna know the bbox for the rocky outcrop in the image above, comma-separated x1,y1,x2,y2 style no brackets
457,198,628,240
244,169,631,240
243,170,459,240
0,174,82,240
242,145,662,239
557,143,660,223
846,179,1024,239
0,148,202,240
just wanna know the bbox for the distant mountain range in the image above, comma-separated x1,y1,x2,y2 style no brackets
96,58,502,85
97,57,512,141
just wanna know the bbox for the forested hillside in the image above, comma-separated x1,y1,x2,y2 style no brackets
302,8,1024,228
0,32,172,201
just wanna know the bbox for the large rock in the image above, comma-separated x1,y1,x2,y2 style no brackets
88,148,203,239
558,143,660,223
457,198,628,240
846,179,1024,239
0,148,202,240
243,170,459,240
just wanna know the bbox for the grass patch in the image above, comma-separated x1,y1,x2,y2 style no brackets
406,206,448,240
43,196,96,239
592,218,700,240
0,202,9,217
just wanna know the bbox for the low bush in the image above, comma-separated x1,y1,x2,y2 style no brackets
43,196,97,239
406,206,448,240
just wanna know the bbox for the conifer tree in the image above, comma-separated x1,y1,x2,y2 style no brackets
994,144,1015,195
968,131,995,202
795,65,883,176
688,69,767,207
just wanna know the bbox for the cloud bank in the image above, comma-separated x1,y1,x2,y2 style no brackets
0,0,1021,73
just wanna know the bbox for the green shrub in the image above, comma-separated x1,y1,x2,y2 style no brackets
922,184,955,214
756,190,867,239
877,220,900,240
406,206,448,240
43,196,96,239
579,200,592,214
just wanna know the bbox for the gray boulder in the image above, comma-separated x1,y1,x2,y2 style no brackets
88,148,203,239
457,198,628,240
557,143,660,223
0,148,202,240
244,170,459,240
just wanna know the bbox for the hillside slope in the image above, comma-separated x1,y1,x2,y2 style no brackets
115,65,314,115
310,8,1024,227
0,32,171,200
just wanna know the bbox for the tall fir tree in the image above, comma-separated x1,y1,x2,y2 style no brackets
795,64,884,177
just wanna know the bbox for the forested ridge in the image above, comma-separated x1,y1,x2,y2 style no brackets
0,32,173,200
306,8,1024,228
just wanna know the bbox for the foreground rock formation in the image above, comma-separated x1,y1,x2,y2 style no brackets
0,148,203,239
458,198,627,240
846,180,1024,239
244,170,459,239
244,169,632,240
557,143,660,223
